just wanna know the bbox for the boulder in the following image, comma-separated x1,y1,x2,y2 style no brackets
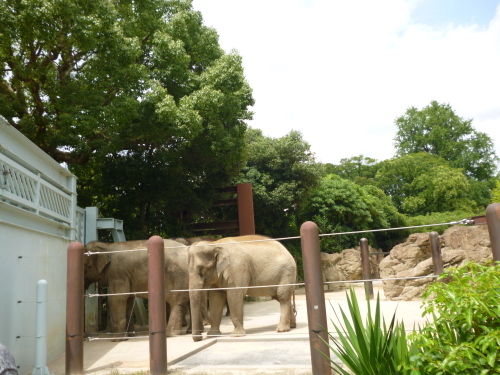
380,225,491,300
321,246,383,291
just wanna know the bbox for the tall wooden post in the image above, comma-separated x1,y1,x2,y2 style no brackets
301,221,332,375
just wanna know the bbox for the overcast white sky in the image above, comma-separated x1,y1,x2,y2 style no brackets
191,0,500,167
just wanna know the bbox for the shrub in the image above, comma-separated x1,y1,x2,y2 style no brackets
322,288,418,375
407,261,500,374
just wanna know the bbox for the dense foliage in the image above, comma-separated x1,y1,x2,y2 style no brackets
375,153,487,215
1,0,497,242
325,263,500,374
492,181,500,203
325,155,380,186
300,175,406,252
235,128,324,238
0,0,254,238
394,101,499,181
407,262,500,374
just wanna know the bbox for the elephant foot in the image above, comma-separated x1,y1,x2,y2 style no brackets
166,329,183,337
230,328,246,337
276,324,291,333
203,320,210,326
192,333,204,342
207,329,222,337
290,321,297,329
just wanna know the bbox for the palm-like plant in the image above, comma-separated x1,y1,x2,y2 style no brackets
321,288,418,375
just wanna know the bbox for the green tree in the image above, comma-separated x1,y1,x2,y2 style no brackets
375,153,449,212
236,128,324,238
324,155,380,186
1,0,254,238
492,180,500,203
401,165,473,215
394,101,498,181
300,174,406,252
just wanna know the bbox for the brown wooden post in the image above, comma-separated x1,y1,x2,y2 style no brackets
486,203,500,261
65,242,84,375
429,231,444,276
237,183,255,235
300,221,332,375
360,238,373,300
148,236,166,375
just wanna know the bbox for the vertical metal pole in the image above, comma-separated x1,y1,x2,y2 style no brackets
486,203,500,261
237,183,255,236
33,280,50,375
148,236,166,375
429,232,444,276
359,238,373,300
66,242,84,375
300,221,332,375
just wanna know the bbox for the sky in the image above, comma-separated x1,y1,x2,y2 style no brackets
191,0,500,167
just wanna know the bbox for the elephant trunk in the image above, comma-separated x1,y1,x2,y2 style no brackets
189,279,205,342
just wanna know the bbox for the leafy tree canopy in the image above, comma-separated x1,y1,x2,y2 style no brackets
492,180,500,203
236,128,324,238
394,101,498,181
324,155,380,186
375,153,482,216
300,174,406,252
0,0,254,238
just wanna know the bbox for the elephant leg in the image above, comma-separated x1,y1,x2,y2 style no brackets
227,288,246,336
107,295,129,341
276,286,294,332
290,302,297,328
166,302,171,322
166,301,185,337
201,290,210,326
125,296,136,336
207,290,226,337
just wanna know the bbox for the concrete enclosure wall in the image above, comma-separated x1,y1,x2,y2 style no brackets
0,117,83,374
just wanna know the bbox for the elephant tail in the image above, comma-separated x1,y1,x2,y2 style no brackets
293,289,297,316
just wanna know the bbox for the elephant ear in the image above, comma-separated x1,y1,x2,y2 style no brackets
214,246,230,279
96,252,111,273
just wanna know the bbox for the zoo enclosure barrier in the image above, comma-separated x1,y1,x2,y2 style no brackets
65,202,500,375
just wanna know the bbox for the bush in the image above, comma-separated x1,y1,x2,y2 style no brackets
405,209,482,235
407,261,500,374
322,288,418,375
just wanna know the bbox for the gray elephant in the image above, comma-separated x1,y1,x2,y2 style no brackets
188,235,297,341
170,236,219,325
84,239,188,338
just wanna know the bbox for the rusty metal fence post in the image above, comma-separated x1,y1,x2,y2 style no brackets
65,242,84,375
300,221,332,375
237,182,255,236
148,236,167,375
486,203,500,261
429,231,444,276
359,238,373,300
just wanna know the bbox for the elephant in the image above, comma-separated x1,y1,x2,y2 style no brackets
188,235,297,341
84,238,189,339
170,236,220,325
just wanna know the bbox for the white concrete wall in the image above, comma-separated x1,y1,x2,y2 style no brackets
0,117,81,374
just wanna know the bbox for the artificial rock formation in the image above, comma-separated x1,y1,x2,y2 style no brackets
379,224,491,301
321,246,383,291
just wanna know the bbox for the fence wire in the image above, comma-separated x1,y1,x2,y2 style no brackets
83,218,473,256
85,275,438,298
82,218,466,342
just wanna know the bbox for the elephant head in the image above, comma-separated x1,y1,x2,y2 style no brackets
188,242,229,341
84,241,112,289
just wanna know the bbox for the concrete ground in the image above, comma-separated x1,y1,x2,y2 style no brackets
45,282,430,375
